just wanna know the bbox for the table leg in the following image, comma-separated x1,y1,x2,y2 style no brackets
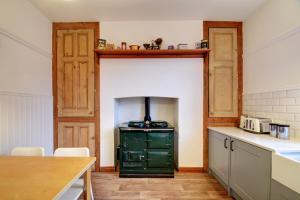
84,169,91,200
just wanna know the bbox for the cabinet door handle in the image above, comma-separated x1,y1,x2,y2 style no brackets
224,138,228,149
139,155,145,161
230,140,234,152
127,152,131,160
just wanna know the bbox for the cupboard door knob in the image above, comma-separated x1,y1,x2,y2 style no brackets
224,138,228,149
139,155,145,161
230,140,234,152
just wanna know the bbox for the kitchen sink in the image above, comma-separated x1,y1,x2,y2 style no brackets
272,151,300,194
277,151,300,162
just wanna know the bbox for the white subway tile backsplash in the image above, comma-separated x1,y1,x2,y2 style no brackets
265,112,279,120
261,106,273,112
287,89,300,97
265,99,280,106
292,122,300,130
255,112,266,117
273,119,288,124
272,90,286,98
254,99,265,105
273,106,286,112
245,94,256,99
247,106,257,112
296,97,300,105
244,88,300,138
260,92,273,99
279,113,294,121
287,106,300,113
248,93,262,99
289,129,296,138
279,98,296,105
295,114,300,122
243,105,247,112
247,99,256,106
246,111,256,116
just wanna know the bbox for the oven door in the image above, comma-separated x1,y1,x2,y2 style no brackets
122,150,145,169
120,131,146,171
147,149,172,168
147,132,172,149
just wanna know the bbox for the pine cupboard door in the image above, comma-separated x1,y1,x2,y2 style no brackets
58,122,95,157
209,28,238,117
57,29,95,117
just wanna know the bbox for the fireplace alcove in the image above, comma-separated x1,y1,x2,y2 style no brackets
113,96,179,171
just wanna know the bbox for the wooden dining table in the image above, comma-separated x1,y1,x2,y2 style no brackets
0,156,96,200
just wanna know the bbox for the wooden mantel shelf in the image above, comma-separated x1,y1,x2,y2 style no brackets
94,49,211,59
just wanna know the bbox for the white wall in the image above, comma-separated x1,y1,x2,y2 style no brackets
115,97,178,126
0,0,52,95
100,21,203,167
243,0,300,138
244,0,300,94
101,21,202,50
0,0,53,155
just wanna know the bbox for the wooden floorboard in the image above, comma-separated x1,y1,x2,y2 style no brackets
86,172,233,200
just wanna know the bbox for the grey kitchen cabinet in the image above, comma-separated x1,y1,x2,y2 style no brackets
271,179,300,200
209,130,230,187
208,130,272,200
230,138,272,200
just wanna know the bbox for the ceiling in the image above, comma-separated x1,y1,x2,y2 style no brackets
29,0,267,22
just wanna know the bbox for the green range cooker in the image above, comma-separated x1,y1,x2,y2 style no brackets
118,121,175,178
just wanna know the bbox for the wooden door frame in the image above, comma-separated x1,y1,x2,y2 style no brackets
52,22,100,172
203,21,243,171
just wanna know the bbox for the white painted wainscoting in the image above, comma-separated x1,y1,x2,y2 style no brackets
0,92,53,155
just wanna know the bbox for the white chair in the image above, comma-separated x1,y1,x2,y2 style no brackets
11,147,45,156
54,148,90,157
54,148,94,200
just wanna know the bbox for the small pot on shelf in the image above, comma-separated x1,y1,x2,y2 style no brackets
129,45,140,50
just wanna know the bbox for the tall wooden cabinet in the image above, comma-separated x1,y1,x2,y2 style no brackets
53,23,99,171
203,21,243,171
209,28,238,118
57,29,95,117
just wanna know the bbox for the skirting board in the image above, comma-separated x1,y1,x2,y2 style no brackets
178,167,204,173
99,166,115,172
99,166,204,173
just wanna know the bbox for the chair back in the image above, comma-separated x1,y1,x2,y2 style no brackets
54,147,90,157
11,147,45,156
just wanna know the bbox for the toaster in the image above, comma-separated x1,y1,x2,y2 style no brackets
240,115,271,133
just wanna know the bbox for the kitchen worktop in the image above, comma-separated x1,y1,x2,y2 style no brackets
208,127,300,152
